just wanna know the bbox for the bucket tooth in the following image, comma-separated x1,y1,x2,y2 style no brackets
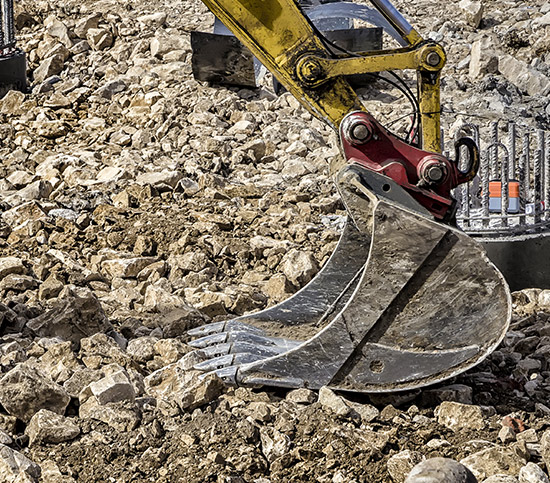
189,164,511,393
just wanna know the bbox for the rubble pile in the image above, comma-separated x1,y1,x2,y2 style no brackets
0,0,549,481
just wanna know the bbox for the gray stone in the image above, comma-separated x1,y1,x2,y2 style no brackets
459,0,484,28
461,447,526,481
0,257,25,280
519,463,550,483
286,388,316,404
422,384,473,405
482,476,519,483
0,444,41,482
469,38,498,79
499,55,550,97
280,249,319,286
34,55,65,83
436,402,486,431
88,371,135,405
27,286,111,348
0,364,70,423
388,450,425,483
405,457,478,483
25,409,80,446
318,386,351,417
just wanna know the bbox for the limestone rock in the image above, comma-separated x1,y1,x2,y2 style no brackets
25,410,80,446
519,463,550,483
498,55,550,97
33,55,65,83
459,0,484,28
388,450,425,483
27,286,111,348
0,257,25,280
0,444,41,482
436,401,486,431
469,38,498,79
0,364,70,423
405,458,478,483
461,447,526,481
280,249,319,286
88,370,136,405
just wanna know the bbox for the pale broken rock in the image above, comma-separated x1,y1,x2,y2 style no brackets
405,458,477,483
126,337,158,363
79,333,132,370
0,257,25,280
17,180,53,200
88,371,135,405
25,409,80,446
143,279,187,312
0,274,38,292
541,430,550,473
136,170,183,189
280,249,319,286
2,201,47,227
498,55,550,97
318,386,351,417
0,444,41,482
459,0,484,28
79,399,140,432
41,460,76,483
0,364,70,423
27,286,111,348
0,90,26,116
260,427,291,463
86,28,113,50
461,447,526,481
286,388,316,404
33,55,65,83
101,257,157,279
519,463,550,483
178,374,225,411
469,38,498,79
482,476,517,482
435,401,486,431
388,450,425,483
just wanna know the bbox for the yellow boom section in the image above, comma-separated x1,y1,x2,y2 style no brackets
200,0,444,153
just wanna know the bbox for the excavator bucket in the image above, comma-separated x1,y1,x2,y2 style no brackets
189,165,512,392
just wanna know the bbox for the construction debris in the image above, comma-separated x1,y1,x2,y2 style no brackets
0,0,549,481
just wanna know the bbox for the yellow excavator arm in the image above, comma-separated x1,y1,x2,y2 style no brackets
188,0,511,394
199,0,443,152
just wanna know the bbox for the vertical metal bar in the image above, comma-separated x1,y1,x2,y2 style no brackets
508,121,516,180
6,0,14,45
0,1,5,49
462,176,470,228
538,130,545,208
545,132,550,221
490,122,499,179
523,132,531,201
482,149,490,227
534,148,542,225
500,144,509,227
518,153,526,226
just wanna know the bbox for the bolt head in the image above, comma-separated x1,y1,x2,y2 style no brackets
426,52,441,67
351,123,371,143
426,165,445,182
